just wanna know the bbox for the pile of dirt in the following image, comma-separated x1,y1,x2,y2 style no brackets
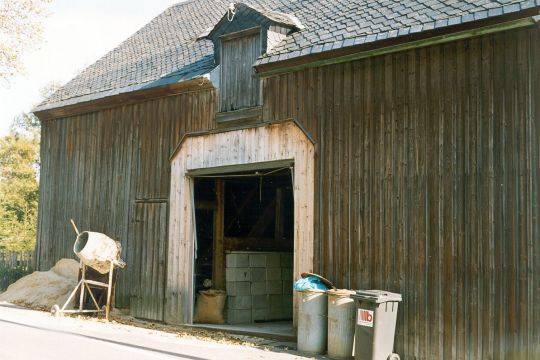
0,259,79,310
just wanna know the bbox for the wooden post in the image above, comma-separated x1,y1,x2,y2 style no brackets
106,261,114,321
78,263,86,311
274,187,284,242
213,179,225,290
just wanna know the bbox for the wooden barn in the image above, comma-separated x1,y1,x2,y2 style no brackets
33,0,540,358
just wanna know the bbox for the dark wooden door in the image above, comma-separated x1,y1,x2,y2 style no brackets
131,201,167,321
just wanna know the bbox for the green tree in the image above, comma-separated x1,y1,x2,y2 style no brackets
0,0,52,82
0,115,40,251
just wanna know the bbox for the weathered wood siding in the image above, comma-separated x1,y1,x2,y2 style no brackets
220,32,261,111
262,26,540,359
131,201,168,321
37,89,216,311
37,25,539,359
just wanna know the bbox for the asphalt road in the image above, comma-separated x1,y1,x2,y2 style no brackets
0,302,316,360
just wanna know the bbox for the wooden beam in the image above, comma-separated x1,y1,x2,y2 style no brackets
224,237,293,252
195,200,217,211
247,198,276,237
212,180,225,290
34,78,214,121
187,159,293,177
220,26,261,41
215,106,263,124
224,188,257,234
274,187,284,242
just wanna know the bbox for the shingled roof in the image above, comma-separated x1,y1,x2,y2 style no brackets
35,0,540,112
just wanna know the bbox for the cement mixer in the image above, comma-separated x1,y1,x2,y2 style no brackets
74,231,124,274
51,220,126,320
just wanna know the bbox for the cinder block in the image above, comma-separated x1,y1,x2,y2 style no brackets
282,305,293,319
267,306,283,320
227,309,252,324
225,268,234,281
251,268,266,282
267,281,282,295
252,308,268,321
266,268,282,281
266,253,281,268
226,253,249,268
251,281,267,295
227,295,252,310
232,268,251,282
281,267,293,280
282,280,293,294
269,294,282,308
249,253,266,268
226,281,251,296
282,294,293,308
280,253,293,268
252,295,269,309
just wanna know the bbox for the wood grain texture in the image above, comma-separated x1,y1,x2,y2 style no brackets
36,26,540,359
261,26,540,360
220,32,261,112
131,201,167,321
36,89,215,316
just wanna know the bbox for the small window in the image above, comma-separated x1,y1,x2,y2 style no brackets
220,30,261,112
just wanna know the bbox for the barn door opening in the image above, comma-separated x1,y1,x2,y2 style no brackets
167,121,315,327
192,165,295,337
131,201,167,321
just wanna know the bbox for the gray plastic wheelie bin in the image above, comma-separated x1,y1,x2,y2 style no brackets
350,290,402,360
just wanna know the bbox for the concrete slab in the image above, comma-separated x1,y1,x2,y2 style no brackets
191,320,296,342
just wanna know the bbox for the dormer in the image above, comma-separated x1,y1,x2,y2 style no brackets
199,3,303,120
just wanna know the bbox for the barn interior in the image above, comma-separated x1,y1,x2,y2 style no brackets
192,166,295,339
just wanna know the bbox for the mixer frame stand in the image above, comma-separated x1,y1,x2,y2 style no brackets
51,260,116,321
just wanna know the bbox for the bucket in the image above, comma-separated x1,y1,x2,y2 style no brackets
327,289,356,359
297,289,328,354
73,231,120,274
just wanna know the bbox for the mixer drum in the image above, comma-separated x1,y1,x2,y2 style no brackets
73,231,120,274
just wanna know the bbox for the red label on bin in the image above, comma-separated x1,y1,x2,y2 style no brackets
357,309,374,327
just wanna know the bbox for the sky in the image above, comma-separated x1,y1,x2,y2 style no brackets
0,0,183,136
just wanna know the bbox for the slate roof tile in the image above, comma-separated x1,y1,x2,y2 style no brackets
37,0,539,111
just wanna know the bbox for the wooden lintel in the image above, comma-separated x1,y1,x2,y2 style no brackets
195,200,217,211
224,237,293,252
187,159,293,177
220,26,261,41
212,180,225,290
215,106,263,124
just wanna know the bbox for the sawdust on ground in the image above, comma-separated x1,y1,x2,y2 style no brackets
0,259,79,311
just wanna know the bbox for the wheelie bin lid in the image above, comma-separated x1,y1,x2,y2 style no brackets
350,290,402,303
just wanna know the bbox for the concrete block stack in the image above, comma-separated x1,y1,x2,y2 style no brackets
225,251,293,324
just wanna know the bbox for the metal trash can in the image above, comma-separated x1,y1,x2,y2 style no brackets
297,289,327,354
351,290,402,360
327,289,356,359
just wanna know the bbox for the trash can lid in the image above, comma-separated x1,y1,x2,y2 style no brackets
327,288,356,297
350,290,402,303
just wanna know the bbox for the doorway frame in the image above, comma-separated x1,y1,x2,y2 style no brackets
166,121,316,325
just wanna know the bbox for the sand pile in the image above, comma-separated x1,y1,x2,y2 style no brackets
0,259,79,310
